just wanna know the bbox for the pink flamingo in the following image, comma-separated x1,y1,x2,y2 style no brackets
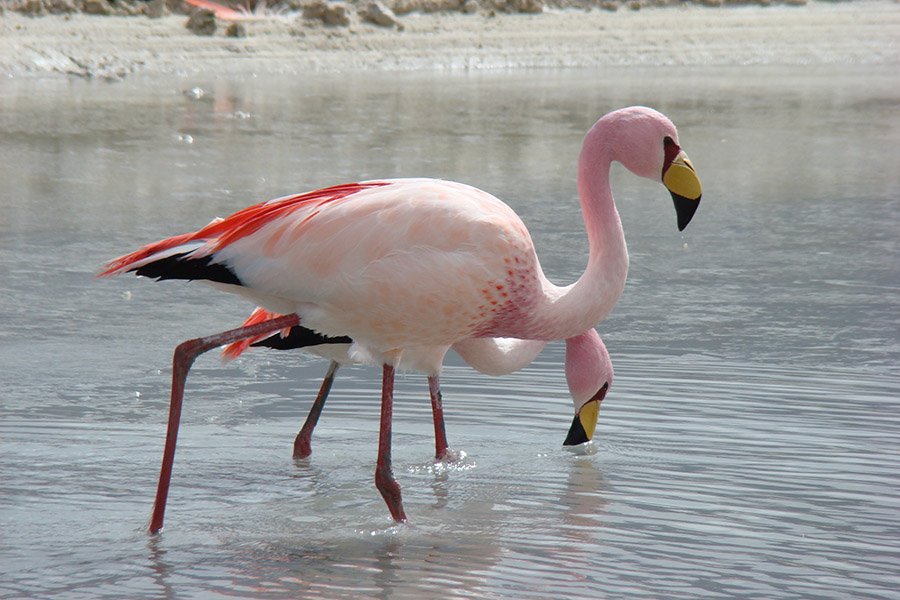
100,106,701,529
221,308,614,459
182,0,258,20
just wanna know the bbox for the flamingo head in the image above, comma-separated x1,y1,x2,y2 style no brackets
593,106,703,231
562,329,614,446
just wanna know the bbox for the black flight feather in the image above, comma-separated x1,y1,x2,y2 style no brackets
131,252,243,286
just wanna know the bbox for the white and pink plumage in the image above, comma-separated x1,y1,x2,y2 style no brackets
101,106,701,529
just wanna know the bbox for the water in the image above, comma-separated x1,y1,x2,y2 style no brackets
1,65,898,599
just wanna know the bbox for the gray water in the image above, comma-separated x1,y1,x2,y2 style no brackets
1,65,898,599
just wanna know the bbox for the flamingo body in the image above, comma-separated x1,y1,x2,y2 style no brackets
102,178,608,370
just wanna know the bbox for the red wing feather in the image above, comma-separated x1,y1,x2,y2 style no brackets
99,181,389,277
221,307,285,360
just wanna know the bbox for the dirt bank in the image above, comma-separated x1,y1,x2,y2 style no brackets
1,1,897,79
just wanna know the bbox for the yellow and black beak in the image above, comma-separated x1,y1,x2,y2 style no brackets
563,384,607,446
662,138,702,231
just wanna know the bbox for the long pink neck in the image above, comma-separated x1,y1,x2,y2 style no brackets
524,125,629,340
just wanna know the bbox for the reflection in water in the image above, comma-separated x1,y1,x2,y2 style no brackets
1,65,898,599
147,536,177,600
560,454,609,546
372,537,402,600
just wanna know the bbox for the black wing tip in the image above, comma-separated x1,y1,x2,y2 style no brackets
132,253,243,286
251,326,352,351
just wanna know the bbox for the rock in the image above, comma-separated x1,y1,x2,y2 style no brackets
303,0,352,26
462,0,478,13
629,0,641,9
35,0,78,13
360,0,401,28
21,0,93,13
186,8,217,36
600,0,618,11
147,0,166,17
390,0,414,15
110,1,146,16
323,4,351,25
225,22,247,37
82,0,112,15
509,0,541,13
785,0,807,5
20,0,44,14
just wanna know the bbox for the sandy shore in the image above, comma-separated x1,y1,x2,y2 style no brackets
1,1,898,79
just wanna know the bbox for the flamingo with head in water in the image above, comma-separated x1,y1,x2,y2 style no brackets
100,106,701,529
222,308,614,460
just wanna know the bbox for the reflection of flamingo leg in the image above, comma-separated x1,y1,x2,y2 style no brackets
293,361,340,459
149,314,300,534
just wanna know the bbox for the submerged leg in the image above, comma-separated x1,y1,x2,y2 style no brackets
148,313,301,535
428,374,450,461
375,364,407,522
293,360,340,459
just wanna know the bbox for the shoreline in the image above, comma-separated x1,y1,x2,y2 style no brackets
1,1,898,79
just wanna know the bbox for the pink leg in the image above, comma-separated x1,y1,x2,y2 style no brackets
293,360,340,459
375,364,407,522
149,313,301,535
428,375,450,461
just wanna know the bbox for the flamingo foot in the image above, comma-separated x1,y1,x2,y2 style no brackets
375,363,407,522
375,465,407,522
435,448,465,463
292,433,312,459
292,361,339,459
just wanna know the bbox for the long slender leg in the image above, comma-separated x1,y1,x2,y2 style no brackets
428,374,450,461
374,364,407,522
293,360,340,459
149,313,301,534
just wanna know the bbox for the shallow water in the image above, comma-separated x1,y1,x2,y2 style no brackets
1,65,899,599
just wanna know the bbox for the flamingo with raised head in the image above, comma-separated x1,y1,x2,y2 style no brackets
100,106,701,530
221,308,614,459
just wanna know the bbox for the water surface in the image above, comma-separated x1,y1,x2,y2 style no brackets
1,66,898,599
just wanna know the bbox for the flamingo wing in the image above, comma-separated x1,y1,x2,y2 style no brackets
99,182,387,281
103,178,539,349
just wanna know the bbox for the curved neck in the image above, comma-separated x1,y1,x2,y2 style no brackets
525,129,629,340
578,132,624,258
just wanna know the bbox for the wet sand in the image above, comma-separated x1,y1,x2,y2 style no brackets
1,1,898,79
